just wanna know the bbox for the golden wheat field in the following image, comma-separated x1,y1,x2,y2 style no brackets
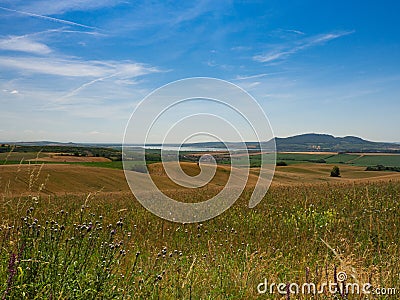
0,161,399,298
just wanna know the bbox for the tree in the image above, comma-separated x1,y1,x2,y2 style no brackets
330,166,341,177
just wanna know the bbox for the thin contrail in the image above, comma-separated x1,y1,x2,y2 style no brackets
19,27,105,38
57,73,120,102
4,28,103,42
0,6,98,30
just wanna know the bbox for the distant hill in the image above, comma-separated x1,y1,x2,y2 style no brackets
273,133,400,152
183,133,400,152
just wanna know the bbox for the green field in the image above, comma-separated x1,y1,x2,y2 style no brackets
275,153,400,168
324,153,360,164
350,155,400,167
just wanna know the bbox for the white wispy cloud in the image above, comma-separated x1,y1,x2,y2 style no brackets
0,6,98,30
102,0,220,37
57,63,162,102
51,28,105,36
2,89,20,95
57,73,120,101
19,27,105,38
0,56,109,77
0,56,157,78
169,0,215,25
0,27,105,57
234,72,290,81
235,73,269,80
284,29,305,35
0,35,51,54
20,0,123,15
231,46,252,51
253,31,354,63
1,27,103,43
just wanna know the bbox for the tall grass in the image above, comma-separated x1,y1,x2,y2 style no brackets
1,180,399,299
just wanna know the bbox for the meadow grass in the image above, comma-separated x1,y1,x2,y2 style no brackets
1,179,399,299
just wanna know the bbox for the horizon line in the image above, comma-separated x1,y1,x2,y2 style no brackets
1,132,399,145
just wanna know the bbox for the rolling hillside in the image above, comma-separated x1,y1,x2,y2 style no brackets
2,162,400,197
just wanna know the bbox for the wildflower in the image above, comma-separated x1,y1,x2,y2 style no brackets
4,253,17,298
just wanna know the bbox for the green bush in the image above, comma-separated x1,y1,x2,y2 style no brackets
330,166,341,177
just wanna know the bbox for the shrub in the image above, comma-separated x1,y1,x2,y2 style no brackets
366,165,400,172
276,161,288,166
330,166,341,177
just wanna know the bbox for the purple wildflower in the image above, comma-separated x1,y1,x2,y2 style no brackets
2,253,17,300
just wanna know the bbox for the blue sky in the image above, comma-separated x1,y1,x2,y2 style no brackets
0,0,399,143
